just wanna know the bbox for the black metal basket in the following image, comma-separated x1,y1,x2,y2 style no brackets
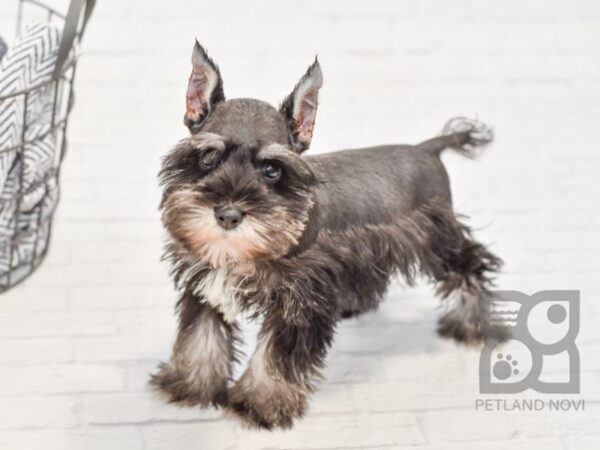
0,0,95,292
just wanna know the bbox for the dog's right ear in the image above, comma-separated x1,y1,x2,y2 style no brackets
184,41,225,134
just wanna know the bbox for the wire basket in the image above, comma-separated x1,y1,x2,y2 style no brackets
0,0,94,292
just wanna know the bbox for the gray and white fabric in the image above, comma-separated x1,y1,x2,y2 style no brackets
0,22,60,187
0,23,62,276
0,37,7,62
0,177,57,273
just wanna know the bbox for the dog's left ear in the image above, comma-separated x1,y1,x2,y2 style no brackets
184,40,225,134
280,58,323,153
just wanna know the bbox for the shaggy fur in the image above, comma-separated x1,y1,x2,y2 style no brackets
151,41,504,429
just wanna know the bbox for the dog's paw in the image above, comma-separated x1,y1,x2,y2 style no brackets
437,312,509,346
149,362,227,408
224,382,306,430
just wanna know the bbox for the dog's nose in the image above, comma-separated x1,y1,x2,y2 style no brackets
214,206,244,230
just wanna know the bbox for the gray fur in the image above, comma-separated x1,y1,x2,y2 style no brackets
152,42,504,430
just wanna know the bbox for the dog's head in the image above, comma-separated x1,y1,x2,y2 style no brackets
160,41,323,268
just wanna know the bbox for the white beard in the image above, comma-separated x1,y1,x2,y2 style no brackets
181,205,271,268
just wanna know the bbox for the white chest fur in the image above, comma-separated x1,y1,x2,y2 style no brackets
194,267,241,323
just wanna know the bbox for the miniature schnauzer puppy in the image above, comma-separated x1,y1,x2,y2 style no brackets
151,41,503,429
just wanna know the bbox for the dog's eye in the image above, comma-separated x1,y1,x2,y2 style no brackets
261,162,282,183
199,149,219,169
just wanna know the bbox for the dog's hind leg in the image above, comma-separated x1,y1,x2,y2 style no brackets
422,208,505,345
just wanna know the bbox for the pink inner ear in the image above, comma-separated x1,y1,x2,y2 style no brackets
186,71,209,122
295,90,318,144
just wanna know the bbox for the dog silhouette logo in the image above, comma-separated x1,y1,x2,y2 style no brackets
479,290,580,394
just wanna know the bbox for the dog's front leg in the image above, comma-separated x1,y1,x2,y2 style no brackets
226,299,335,429
151,291,238,407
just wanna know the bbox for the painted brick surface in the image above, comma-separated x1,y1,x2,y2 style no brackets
0,0,598,448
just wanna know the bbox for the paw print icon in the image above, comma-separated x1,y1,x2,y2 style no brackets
493,353,520,379
479,290,580,394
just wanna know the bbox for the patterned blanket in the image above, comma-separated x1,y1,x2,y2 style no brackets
0,23,62,277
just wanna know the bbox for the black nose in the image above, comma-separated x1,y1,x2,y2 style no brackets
214,206,244,230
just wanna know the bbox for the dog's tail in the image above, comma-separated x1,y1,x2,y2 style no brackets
417,117,494,159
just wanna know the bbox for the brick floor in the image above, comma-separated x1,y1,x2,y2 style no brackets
0,0,599,448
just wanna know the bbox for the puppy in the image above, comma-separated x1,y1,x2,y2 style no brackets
151,41,503,429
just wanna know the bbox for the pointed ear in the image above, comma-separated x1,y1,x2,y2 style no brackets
280,58,323,152
184,41,225,134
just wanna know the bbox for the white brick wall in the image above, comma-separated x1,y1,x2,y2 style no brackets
1,0,599,448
